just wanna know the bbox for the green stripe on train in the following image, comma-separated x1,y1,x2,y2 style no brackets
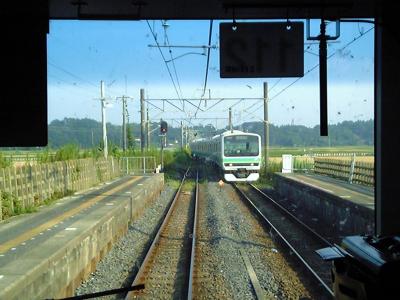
223,157,260,163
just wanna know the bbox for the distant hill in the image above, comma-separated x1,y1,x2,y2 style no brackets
48,118,374,148
239,120,374,147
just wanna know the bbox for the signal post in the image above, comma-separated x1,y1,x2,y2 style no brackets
160,120,168,171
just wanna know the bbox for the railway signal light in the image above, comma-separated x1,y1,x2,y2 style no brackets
160,121,168,134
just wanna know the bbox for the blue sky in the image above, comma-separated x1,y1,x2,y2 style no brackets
47,19,374,128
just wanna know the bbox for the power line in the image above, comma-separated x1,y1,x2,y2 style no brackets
48,60,118,100
163,21,183,100
195,20,214,118
202,20,214,95
146,20,182,101
48,74,98,98
146,97,263,101
240,79,280,112
269,78,282,93
270,26,374,102
48,60,98,89
243,26,374,115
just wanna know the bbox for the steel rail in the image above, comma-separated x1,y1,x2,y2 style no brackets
233,183,334,298
249,183,333,247
125,167,190,300
187,171,199,299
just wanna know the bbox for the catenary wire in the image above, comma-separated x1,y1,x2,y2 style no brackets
242,26,374,117
146,20,182,102
194,20,214,118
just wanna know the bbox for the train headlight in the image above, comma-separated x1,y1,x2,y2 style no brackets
229,163,233,166
250,163,254,166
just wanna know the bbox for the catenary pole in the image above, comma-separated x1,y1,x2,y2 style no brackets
229,107,233,132
146,108,150,150
101,80,108,159
263,82,269,173
181,121,184,150
140,88,145,153
122,96,127,151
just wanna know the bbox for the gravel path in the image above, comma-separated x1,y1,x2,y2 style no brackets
195,181,311,300
75,184,177,299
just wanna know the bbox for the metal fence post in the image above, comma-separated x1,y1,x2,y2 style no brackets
130,195,133,223
348,154,356,184
143,156,146,174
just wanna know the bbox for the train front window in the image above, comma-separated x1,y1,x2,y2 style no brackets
224,135,259,157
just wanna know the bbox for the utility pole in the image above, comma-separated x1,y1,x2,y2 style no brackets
263,82,269,173
91,129,94,148
146,108,150,150
161,136,164,171
122,96,127,151
185,126,189,149
100,80,108,159
229,107,233,132
140,88,145,153
181,121,184,150
117,95,133,151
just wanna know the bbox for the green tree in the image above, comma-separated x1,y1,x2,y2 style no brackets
127,124,134,149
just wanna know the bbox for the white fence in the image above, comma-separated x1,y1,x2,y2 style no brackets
120,156,157,175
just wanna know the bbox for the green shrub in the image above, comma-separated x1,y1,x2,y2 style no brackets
54,144,80,161
0,152,11,168
1,191,37,219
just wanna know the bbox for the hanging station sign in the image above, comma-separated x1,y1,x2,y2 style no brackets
219,22,304,78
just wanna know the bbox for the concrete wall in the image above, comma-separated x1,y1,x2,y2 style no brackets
0,174,164,300
273,174,374,236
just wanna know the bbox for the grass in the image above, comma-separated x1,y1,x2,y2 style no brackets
267,146,374,157
43,190,74,206
0,152,11,168
182,179,196,191
1,191,37,219
258,146,375,180
163,149,192,181
1,189,74,220
166,179,181,189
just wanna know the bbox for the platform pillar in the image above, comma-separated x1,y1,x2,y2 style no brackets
375,8,400,236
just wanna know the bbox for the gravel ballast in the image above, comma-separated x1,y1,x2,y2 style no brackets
75,184,177,299
195,181,311,300
75,175,314,299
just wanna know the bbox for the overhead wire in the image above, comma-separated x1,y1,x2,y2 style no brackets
194,19,213,118
163,21,183,101
270,26,374,101
48,61,98,89
243,26,374,117
48,74,98,98
241,78,281,112
48,59,117,99
145,20,182,102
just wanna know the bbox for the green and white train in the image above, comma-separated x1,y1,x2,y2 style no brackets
190,130,262,182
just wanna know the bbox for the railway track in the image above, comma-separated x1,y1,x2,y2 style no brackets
233,183,335,299
125,168,199,299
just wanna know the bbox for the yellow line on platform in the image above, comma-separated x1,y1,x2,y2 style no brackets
0,176,141,254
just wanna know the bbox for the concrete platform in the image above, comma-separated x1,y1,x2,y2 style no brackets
0,173,164,300
273,173,374,236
